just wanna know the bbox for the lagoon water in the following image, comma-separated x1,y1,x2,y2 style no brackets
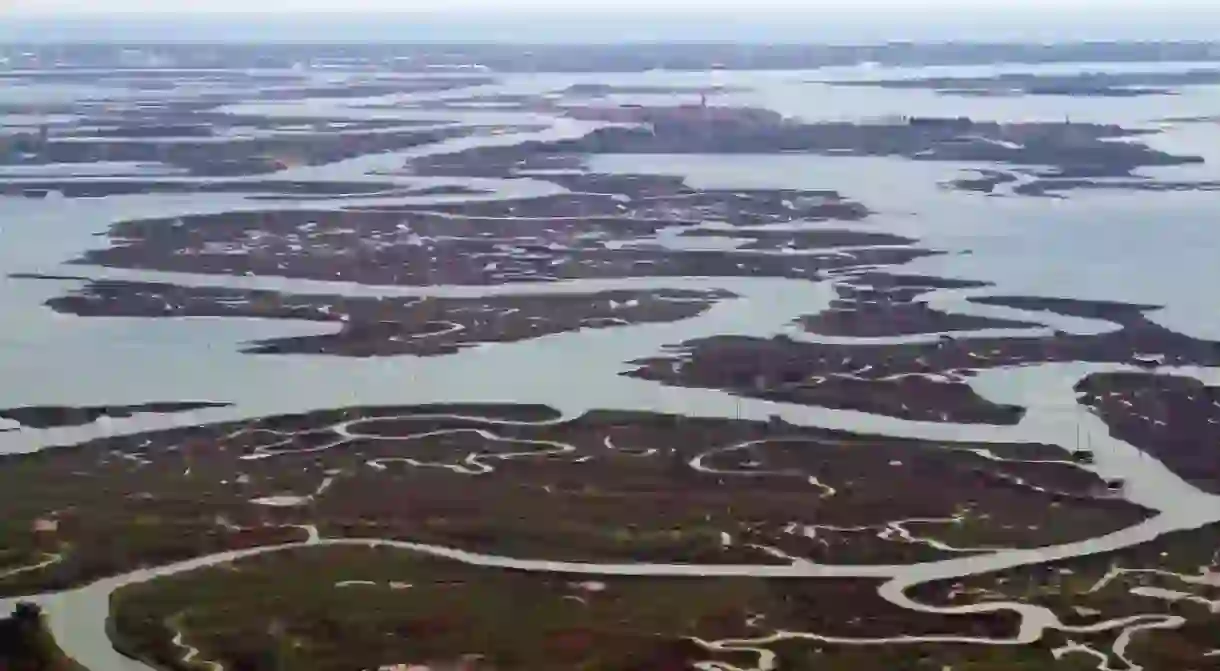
4,60,1220,459
4,60,1220,670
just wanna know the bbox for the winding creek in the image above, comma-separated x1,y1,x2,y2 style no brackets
4,63,1220,670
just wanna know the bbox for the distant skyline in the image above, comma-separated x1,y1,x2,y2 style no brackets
3,0,1217,14
3,2,1220,43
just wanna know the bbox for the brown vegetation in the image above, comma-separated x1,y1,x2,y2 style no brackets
1076,372,1220,494
28,278,729,357
108,546,1022,671
629,294,1220,424
0,405,1146,598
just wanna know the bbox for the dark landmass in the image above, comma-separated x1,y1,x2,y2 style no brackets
535,115,1198,176
1015,178,1220,198
799,302,1034,337
0,404,1143,598
7,113,452,152
1076,372,1220,495
822,70,1220,97
0,402,230,430
641,363,1026,425
71,225,930,286
404,114,1197,181
947,169,1019,194
628,293,1220,424
132,114,444,134
0,603,83,671
846,272,992,291
798,275,1041,337
106,546,1024,671
29,278,730,357
0,75,496,112
107,544,1038,671
64,174,898,287
944,167,1220,198
966,295,1162,322
67,124,217,139
249,184,492,202
0,180,464,199
102,522,1220,671
1,125,486,176
406,148,872,221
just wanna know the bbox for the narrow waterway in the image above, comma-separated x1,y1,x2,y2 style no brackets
4,64,1220,670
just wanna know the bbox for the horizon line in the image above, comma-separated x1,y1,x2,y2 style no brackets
7,6,1217,16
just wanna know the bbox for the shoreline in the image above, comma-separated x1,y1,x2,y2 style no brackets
4,49,1220,671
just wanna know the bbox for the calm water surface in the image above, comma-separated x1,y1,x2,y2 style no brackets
1,62,1219,438
3,60,1220,671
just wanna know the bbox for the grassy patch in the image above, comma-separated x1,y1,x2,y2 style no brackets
111,546,1032,671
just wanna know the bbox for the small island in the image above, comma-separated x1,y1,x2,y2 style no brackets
626,293,1220,425
0,603,84,671
58,177,899,287
536,115,1199,177
24,278,732,358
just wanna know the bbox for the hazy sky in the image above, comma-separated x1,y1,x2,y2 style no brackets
4,0,1219,43
2,0,1211,13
